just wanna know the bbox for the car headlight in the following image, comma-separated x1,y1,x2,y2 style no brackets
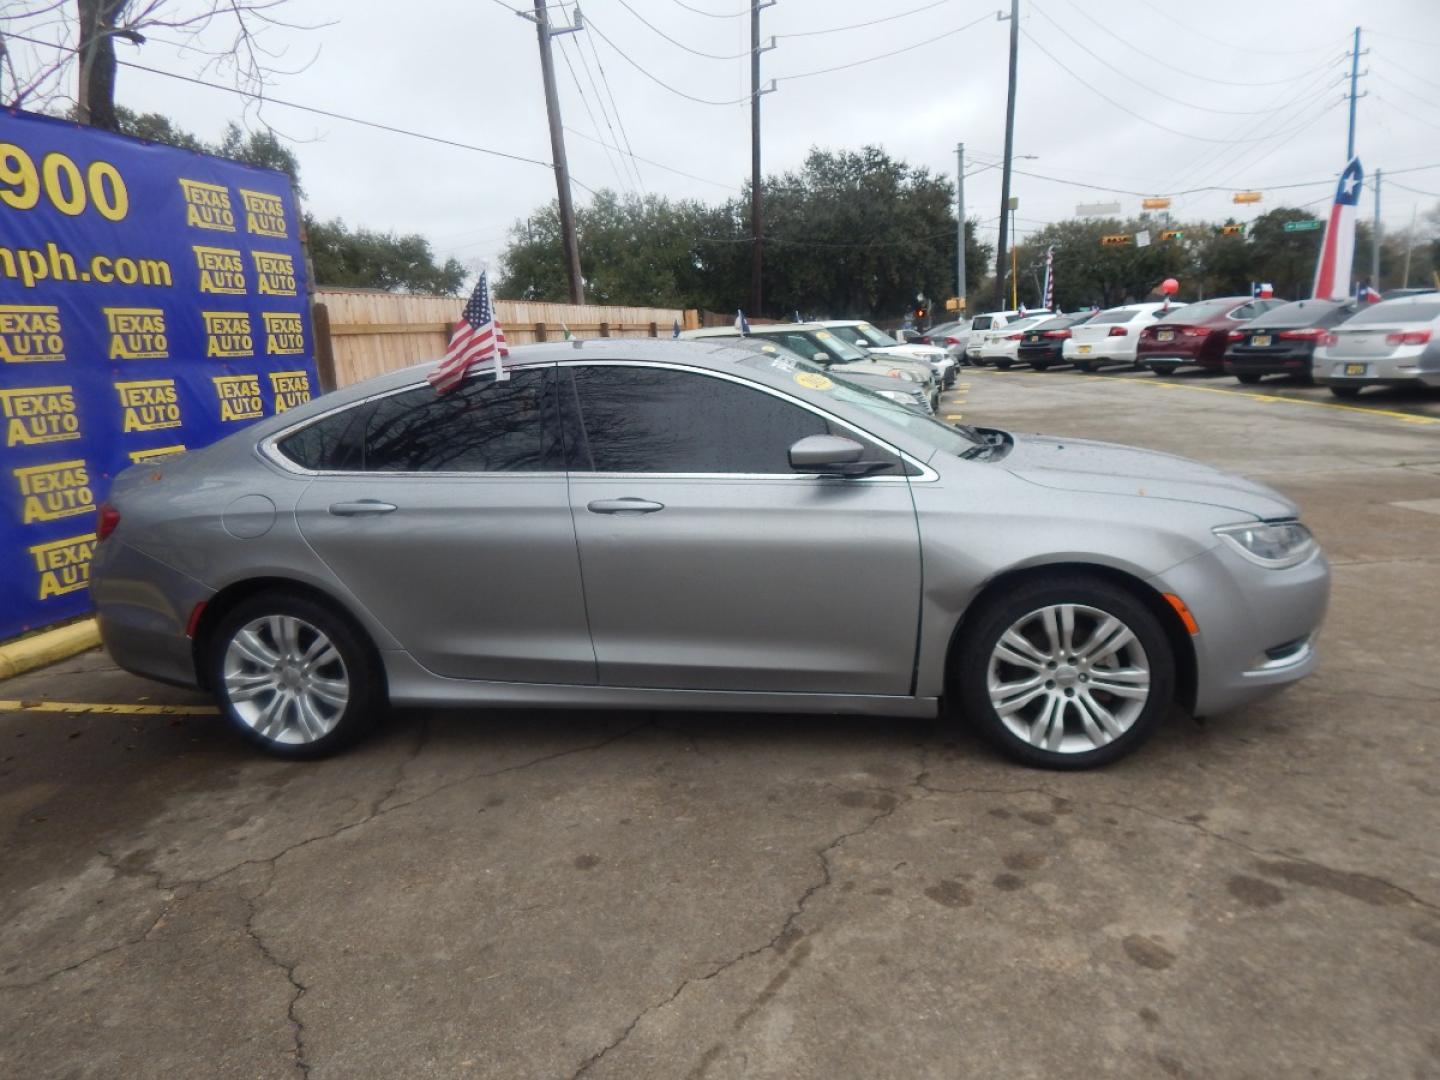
1213,520,1316,568
876,389,914,405
888,368,921,382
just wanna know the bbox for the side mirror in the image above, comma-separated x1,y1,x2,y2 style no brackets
788,435,891,477
812,351,832,366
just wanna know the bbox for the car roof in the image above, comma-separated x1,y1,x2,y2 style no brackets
682,323,833,338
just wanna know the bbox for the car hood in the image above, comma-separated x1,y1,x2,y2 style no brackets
1001,433,1297,519
871,344,948,362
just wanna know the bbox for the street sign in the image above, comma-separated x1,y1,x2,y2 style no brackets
1006,196,1020,210
1135,230,1152,248
944,297,962,312
1160,229,1186,241
1233,191,1262,204
1142,197,1171,209
1283,220,1323,232
1077,201,1122,217
1101,234,1133,246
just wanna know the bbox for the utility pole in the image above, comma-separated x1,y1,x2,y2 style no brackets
523,0,585,304
1372,166,1382,291
994,0,1020,312
1346,26,1364,160
956,143,966,315
750,1,776,318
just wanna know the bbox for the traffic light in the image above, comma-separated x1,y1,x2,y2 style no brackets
1160,229,1185,241
1100,234,1132,247
914,305,927,321
1220,224,1245,237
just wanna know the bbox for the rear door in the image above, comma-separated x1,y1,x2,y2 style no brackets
292,364,596,684
560,361,923,695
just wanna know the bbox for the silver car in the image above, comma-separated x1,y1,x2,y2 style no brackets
1313,293,1440,398
92,340,1329,769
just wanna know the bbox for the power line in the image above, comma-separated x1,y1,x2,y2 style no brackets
5,31,557,171
1031,2,1340,115
1388,179,1440,199
556,35,632,194
1373,95,1440,136
1381,52,1440,96
1022,27,1341,146
1139,1,1343,56
562,125,739,190
585,16,752,105
666,0,747,19
578,22,646,190
776,12,995,82
775,0,957,39
566,32,642,191
613,0,752,59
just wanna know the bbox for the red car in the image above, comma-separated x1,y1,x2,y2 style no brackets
1137,296,1289,375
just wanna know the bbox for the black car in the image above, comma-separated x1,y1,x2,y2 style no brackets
1017,312,1096,371
1224,298,1358,384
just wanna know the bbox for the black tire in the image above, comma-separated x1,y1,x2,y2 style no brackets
1235,372,1262,385
1149,364,1179,376
952,574,1176,770
994,360,1012,370
1074,360,1094,372
206,590,386,759
1329,384,1361,399
1031,360,1050,372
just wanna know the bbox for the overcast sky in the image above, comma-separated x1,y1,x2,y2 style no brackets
26,0,1440,283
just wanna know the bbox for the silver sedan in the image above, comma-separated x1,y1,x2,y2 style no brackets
91,340,1329,769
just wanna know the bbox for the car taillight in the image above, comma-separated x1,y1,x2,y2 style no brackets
1108,326,1128,337
1318,332,1339,347
1005,332,1023,340
1278,328,1325,340
945,336,960,345
1181,327,1209,337
1385,329,1433,345
1227,330,1244,341
919,336,932,345
96,502,120,541
1042,329,1071,339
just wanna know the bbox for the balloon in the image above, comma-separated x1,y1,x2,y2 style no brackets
1161,277,1179,296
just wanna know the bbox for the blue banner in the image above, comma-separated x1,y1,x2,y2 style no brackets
1,109,318,640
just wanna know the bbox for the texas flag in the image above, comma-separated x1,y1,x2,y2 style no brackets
1312,157,1363,301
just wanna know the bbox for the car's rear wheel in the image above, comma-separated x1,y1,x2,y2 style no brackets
1329,385,1361,399
1074,360,1093,372
1149,364,1179,376
994,359,1012,370
1235,372,1262,385
954,575,1175,769
208,591,385,758
1031,360,1050,372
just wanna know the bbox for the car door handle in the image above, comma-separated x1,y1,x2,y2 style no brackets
587,498,665,515
328,500,398,516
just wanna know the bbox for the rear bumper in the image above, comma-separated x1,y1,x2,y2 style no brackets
1224,348,1313,375
1314,352,1440,387
90,540,210,689
1149,544,1329,716
1063,339,1135,365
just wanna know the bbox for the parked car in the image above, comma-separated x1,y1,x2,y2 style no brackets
725,336,934,414
1313,292,1440,398
1138,296,1288,375
924,320,972,365
92,339,1329,770
1064,303,1182,371
977,315,1049,369
1017,311,1097,371
682,324,939,408
965,309,1053,361
822,320,956,387
1223,298,1358,385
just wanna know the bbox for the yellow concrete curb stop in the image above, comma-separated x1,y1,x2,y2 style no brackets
0,619,101,682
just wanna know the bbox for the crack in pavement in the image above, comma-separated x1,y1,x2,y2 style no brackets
568,770,916,1079
240,862,310,1078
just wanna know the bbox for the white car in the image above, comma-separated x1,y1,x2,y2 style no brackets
1314,292,1440,398
823,320,956,387
1063,303,1186,371
976,315,1049,368
965,309,1053,362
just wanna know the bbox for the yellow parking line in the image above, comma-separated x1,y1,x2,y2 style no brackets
0,699,218,716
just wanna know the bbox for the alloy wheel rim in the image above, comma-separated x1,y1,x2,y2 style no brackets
987,604,1151,754
222,615,349,745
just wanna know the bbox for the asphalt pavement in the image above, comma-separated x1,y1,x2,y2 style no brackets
2,366,1438,1079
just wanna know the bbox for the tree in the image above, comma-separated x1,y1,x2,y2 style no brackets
1245,208,1324,299
1018,215,1187,310
2,1,322,130
305,217,467,295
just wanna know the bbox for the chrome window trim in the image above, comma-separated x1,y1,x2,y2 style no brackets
258,358,938,483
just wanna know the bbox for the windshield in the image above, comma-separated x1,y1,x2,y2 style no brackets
822,366,984,452
1088,308,1140,324
1246,299,1351,328
1343,299,1440,325
852,322,897,347
1157,299,1237,322
755,328,869,363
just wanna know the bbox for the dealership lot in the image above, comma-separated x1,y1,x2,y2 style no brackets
2,369,1438,1080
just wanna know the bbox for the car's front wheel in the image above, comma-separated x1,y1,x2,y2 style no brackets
208,591,386,758
1073,360,1093,372
954,575,1175,769
1235,372,1263,385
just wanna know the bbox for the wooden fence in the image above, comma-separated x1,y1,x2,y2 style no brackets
313,287,701,388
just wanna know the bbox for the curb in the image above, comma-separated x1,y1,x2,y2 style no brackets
0,619,101,682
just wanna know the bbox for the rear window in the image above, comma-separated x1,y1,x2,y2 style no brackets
971,316,993,330
1246,299,1351,328
277,406,366,471
1032,313,1092,331
1088,308,1140,324
1343,300,1440,325
1158,299,1238,322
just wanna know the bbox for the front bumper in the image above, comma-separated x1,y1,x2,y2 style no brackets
1149,542,1329,716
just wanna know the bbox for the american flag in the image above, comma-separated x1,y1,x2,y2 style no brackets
428,272,509,393
1042,245,1055,311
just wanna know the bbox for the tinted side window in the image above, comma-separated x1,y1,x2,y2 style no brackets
565,366,830,474
363,367,561,473
278,406,366,471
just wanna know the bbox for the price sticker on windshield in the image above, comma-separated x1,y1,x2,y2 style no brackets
794,372,834,391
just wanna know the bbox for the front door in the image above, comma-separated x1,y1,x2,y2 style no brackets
294,364,596,684
560,362,922,695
